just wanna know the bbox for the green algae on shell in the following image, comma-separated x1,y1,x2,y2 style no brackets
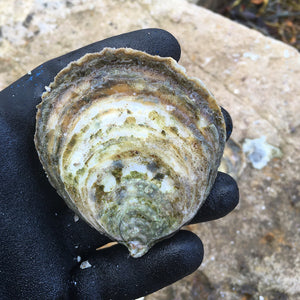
34,47,226,258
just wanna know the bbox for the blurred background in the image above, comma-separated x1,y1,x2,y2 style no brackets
191,0,299,50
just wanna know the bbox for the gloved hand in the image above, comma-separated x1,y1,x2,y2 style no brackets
0,28,239,300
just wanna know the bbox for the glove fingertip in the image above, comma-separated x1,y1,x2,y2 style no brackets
221,106,233,141
191,172,239,223
144,28,181,61
69,231,203,300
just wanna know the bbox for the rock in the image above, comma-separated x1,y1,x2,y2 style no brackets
0,0,299,299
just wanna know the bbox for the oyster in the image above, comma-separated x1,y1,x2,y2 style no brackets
34,48,226,257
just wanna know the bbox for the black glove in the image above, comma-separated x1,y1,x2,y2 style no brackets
0,28,239,300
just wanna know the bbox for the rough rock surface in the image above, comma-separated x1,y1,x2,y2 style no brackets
1,0,299,299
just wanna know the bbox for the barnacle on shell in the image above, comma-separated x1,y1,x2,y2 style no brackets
34,47,226,257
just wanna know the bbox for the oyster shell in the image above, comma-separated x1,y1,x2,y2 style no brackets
34,47,226,257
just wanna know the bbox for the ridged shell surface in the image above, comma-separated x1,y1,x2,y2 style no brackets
35,47,226,257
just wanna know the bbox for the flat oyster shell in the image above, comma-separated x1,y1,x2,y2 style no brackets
34,47,226,257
